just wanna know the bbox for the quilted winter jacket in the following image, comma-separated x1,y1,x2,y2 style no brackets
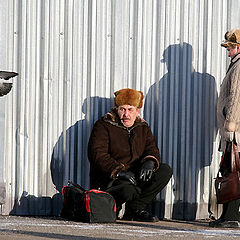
88,108,161,190
217,53,240,151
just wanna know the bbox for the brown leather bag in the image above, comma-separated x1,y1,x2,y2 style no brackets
215,143,240,204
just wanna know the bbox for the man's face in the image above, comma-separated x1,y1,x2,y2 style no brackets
227,46,240,58
117,105,140,128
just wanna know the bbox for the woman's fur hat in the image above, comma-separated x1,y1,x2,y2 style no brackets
221,28,240,48
114,88,144,109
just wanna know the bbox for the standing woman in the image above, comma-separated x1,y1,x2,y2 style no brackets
210,29,240,227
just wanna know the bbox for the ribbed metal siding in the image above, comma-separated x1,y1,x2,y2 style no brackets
2,0,238,219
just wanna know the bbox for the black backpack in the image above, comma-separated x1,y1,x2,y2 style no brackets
61,181,116,223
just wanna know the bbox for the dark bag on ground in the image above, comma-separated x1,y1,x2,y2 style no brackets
215,143,240,204
61,181,116,223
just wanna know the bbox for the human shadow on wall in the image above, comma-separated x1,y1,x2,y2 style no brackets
144,42,218,220
9,191,53,216
50,96,113,216
9,97,112,216
9,167,56,215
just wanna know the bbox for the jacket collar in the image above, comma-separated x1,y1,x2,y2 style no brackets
103,107,147,129
227,53,240,73
231,52,240,64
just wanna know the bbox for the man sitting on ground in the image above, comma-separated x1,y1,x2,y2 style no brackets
88,88,172,222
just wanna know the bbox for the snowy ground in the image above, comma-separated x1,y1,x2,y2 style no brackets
0,216,239,240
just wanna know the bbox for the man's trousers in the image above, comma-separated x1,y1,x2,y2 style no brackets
106,163,172,212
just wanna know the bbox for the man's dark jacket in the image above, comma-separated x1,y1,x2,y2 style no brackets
88,108,161,190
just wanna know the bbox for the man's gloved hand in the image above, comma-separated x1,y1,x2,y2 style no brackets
224,131,234,142
139,160,155,182
116,170,137,185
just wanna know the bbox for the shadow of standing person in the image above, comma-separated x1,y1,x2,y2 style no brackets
50,96,113,216
144,42,218,220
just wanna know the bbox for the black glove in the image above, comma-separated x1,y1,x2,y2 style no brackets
116,170,137,185
139,160,155,182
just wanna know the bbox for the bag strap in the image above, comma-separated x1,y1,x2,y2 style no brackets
216,150,226,177
232,143,240,172
217,142,240,174
219,150,226,168
68,180,86,193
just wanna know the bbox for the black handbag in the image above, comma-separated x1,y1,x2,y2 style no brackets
61,181,116,223
215,143,240,204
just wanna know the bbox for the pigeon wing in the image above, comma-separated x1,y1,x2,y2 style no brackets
0,82,13,96
0,71,18,80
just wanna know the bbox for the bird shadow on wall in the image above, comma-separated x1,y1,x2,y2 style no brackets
144,42,218,220
50,96,113,216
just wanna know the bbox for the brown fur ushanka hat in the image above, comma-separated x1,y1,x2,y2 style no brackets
114,88,144,109
221,28,240,48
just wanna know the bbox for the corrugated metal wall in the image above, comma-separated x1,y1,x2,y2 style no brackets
2,0,240,219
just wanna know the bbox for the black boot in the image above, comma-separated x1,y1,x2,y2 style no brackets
209,218,240,228
122,209,159,222
209,199,240,228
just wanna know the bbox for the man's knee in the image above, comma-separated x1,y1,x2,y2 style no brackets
121,184,140,200
107,180,140,201
154,163,173,181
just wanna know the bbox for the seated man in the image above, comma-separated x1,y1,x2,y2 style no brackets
88,88,172,222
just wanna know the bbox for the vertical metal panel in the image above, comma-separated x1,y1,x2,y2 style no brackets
2,0,239,219
0,0,8,213
0,0,8,183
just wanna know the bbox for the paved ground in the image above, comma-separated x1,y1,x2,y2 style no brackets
0,216,239,240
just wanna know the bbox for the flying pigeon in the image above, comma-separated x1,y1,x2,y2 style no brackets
0,71,18,97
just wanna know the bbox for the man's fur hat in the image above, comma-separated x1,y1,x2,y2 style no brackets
221,28,240,48
114,88,144,109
